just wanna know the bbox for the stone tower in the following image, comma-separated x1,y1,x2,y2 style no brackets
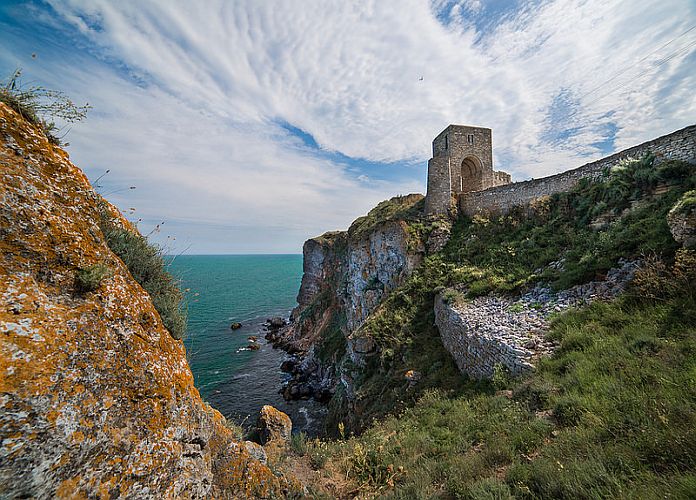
425,125,511,216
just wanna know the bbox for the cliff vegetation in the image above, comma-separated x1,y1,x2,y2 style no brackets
280,154,696,498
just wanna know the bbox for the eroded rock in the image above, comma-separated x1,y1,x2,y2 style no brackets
256,405,292,445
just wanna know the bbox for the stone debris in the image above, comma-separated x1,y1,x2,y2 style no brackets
436,260,641,379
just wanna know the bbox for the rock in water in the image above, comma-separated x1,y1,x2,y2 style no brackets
268,317,287,328
0,102,291,498
230,322,242,330
256,405,292,445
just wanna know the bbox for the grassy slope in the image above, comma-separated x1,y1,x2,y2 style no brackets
288,156,696,498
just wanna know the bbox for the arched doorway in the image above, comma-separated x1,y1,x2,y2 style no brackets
460,156,483,193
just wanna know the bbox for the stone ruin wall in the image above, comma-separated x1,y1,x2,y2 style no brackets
460,124,696,216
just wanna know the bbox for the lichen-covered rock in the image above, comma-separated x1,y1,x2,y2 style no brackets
0,103,288,498
256,406,292,445
668,190,696,248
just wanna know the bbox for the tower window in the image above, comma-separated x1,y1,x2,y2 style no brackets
444,135,449,150
467,134,475,145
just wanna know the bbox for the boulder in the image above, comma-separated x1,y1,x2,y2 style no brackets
268,317,287,328
256,405,292,445
668,190,696,248
230,322,242,330
244,441,268,465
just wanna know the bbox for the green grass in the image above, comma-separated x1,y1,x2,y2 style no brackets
348,194,425,240
309,251,696,498
74,262,112,293
304,156,696,497
98,208,187,340
323,157,695,433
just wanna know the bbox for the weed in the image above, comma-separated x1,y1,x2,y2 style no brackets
290,432,308,456
75,262,111,293
1,68,90,144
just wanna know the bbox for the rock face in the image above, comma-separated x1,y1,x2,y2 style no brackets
435,260,640,379
0,103,288,498
268,196,427,408
668,190,696,248
256,406,292,445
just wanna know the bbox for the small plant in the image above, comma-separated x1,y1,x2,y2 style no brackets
309,439,330,469
492,363,510,390
441,288,461,305
75,262,112,293
1,68,90,144
290,431,308,456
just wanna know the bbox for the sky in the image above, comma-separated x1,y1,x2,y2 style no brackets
1,0,695,254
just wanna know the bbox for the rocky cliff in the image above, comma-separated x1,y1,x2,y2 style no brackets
0,103,290,498
270,195,430,417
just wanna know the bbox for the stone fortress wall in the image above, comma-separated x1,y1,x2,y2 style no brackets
459,124,696,216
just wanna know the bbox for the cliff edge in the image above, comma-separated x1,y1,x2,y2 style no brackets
0,103,288,498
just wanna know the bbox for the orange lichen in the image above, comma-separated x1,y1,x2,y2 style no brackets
0,103,294,497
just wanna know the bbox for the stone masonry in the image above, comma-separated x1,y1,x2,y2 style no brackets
425,125,511,216
425,124,695,218
460,124,696,216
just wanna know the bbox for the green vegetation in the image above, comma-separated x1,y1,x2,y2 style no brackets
324,156,695,433
301,250,696,498
670,189,696,217
290,155,696,496
1,68,90,145
98,208,187,340
348,194,425,240
74,262,112,293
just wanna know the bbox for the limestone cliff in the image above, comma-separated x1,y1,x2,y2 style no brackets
0,103,289,498
272,195,429,411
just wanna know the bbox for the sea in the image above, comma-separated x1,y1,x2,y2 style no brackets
168,254,326,436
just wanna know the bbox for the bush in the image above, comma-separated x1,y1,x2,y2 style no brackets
99,210,187,339
290,432,308,456
75,262,111,293
1,68,90,145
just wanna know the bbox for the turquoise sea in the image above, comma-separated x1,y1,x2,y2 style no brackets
169,254,325,434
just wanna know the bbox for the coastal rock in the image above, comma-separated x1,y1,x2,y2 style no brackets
0,102,288,498
256,405,292,445
230,322,242,330
244,441,268,465
268,317,287,328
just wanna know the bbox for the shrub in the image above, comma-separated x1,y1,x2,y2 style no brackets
1,68,90,145
98,211,187,340
290,432,308,456
75,262,112,293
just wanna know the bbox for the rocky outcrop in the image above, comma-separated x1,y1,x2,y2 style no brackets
256,405,292,445
0,103,290,498
668,190,696,248
435,260,640,379
268,195,427,407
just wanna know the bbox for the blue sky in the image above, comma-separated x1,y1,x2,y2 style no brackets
1,0,695,253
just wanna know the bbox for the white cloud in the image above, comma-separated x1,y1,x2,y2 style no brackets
3,0,694,252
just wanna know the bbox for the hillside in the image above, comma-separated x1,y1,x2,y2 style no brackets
277,148,696,497
0,103,295,498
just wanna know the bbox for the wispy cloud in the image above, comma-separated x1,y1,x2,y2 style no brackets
1,0,694,252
